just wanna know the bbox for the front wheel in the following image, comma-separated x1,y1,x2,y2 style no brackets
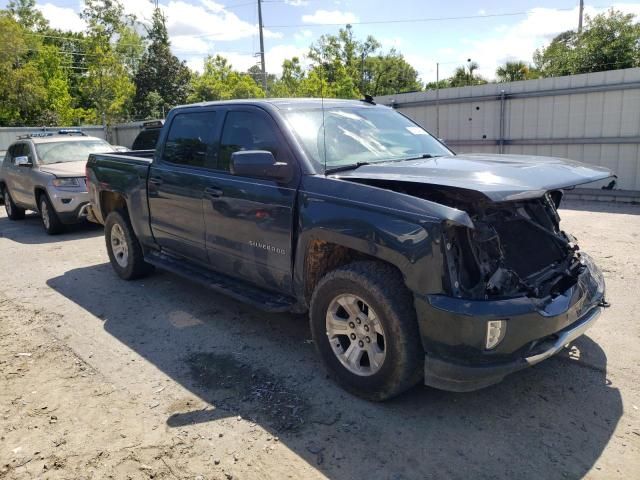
105,210,153,280
3,188,25,220
309,261,424,401
39,194,64,235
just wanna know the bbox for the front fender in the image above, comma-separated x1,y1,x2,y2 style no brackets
293,175,460,300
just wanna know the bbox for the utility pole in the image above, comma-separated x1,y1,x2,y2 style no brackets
257,0,267,94
578,0,584,32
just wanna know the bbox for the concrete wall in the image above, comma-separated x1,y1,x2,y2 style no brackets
376,68,640,192
110,121,156,149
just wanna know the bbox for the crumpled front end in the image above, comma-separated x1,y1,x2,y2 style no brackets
442,191,584,301
413,190,607,391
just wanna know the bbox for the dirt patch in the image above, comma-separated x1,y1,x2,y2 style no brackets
1,204,640,479
186,352,310,432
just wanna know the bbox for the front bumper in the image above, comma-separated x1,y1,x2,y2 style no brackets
416,254,605,392
47,187,90,224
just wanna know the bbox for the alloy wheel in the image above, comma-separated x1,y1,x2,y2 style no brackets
110,223,129,268
325,293,386,376
40,199,50,230
4,191,11,216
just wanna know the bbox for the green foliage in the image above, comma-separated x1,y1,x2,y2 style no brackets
534,9,640,76
0,12,79,126
362,50,422,95
187,55,264,103
269,25,421,98
1,3,638,127
80,0,136,124
133,8,191,119
496,61,540,82
6,0,47,31
449,62,488,87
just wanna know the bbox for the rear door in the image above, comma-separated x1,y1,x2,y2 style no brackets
202,106,299,293
147,109,222,262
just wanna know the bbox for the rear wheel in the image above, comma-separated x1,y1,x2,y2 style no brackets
3,188,25,220
310,261,424,401
105,210,153,280
39,194,64,235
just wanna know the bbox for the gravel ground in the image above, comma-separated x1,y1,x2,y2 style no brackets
0,201,639,480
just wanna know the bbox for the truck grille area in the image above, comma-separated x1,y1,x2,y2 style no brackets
491,218,566,278
445,193,582,300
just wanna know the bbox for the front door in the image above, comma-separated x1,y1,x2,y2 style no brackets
203,107,299,293
8,143,34,206
148,109,221,262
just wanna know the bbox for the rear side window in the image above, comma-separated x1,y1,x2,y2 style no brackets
161,112,217,168
218,111,281,172
132,129,160,150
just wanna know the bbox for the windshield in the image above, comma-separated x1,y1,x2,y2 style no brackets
35,139,115,165
282,106,452,170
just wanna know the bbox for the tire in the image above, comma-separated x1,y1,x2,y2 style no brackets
3,187,26,220
309,261,424,401
104,210,154,280
39,194,64,235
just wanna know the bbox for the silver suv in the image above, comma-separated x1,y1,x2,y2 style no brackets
0,130,117,234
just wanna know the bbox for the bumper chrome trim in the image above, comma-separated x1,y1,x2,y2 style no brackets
77,203,90,218
524,306,601,366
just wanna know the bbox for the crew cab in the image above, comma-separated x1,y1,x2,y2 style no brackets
86,99,611,400
0,130,118,234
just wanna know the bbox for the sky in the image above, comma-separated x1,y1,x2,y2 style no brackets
4,0,640,82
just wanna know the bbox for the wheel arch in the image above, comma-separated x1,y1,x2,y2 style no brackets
294,227,443,307
34,186,48,209
99,190,128,220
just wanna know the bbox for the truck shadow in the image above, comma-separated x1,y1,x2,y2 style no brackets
47,264,622,480
0,213,102,244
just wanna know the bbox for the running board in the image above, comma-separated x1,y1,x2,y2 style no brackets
145,251,299,313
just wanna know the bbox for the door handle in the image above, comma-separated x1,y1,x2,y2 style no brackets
149,177,164,186
204,187,223,198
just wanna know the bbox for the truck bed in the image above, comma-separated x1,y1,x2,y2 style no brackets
86,151,154,232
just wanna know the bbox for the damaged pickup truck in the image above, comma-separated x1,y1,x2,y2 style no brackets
86,99,612,400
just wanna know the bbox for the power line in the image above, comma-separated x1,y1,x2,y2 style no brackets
264,5,617,28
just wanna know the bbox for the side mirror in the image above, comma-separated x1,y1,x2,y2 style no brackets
230,150,291,182
15,156,32,167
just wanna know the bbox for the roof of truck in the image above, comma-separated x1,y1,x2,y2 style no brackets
174,98,385,111
15,130,107,144
20,135,106,145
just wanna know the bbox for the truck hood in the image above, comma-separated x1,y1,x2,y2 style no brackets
39,160,87,177
333,153,614,202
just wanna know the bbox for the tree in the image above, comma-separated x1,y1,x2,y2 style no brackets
0,11,80,125
188,55,264,103
362,50,422,96
80,0,136,124
133,8,191,119
269,57,306,97
496,61,539,82
448,61,488,87
6,0,47,31
81,0,128,39
534,9,640,76
247,65,277,93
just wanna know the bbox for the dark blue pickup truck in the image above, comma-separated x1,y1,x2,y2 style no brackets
86,98,611,400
